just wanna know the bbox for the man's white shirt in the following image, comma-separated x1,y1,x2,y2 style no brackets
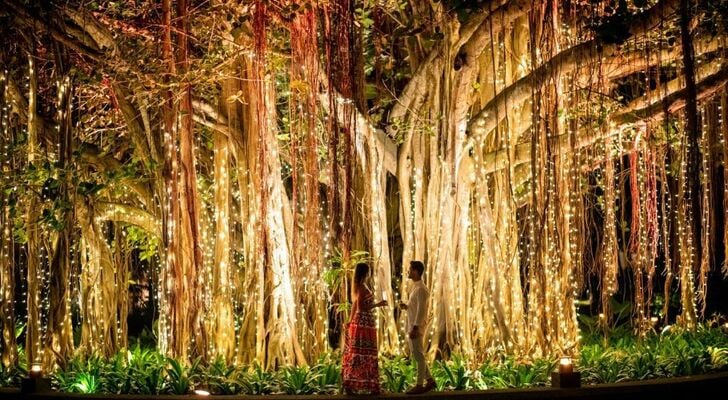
406,280,429,333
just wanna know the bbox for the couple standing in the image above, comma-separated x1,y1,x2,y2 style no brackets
342,260,435,395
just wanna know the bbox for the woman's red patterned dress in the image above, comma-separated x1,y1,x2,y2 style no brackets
342,288,380,394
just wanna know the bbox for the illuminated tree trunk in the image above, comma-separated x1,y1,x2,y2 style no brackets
211,93,234,361
159,0,207,361
677,0,700,329
77,201,121,357
46,73,75,367
723,92,728,278
113,224,129,351
0,70,18,369
233,5,306,365
25,52,43,365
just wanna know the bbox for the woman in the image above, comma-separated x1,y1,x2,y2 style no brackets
342,262,388,395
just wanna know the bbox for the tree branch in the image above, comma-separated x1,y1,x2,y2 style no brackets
95,201,161,239
467,0,681,143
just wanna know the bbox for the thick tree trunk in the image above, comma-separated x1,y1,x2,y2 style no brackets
46,73,74,367
176,0,207,360
25,52,43,366
677,0,700,328
211,107,234,361
77,201,120,357
0,71,18,369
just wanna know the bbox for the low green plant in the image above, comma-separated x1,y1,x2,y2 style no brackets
2,322,728,395
626,347,660,380
312,353,341,394
498,357,552,388
126,347,167,394
278,365,320,395
432,354,472,391
380,355,416,393
473,362,503,389
204,356,247,394
0,362,24,387
707,346,728,369
579,347,630,383
655,334,709,376
71,371,100,394
241,362,277,395
164,357,200,394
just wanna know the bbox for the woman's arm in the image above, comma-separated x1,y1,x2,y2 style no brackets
348,287,360,321
368,299,388,310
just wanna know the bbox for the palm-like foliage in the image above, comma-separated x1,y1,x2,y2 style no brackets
4,323,728,395
204,356,247,394
278,365,320,395
380,355,416,393
71,372,100,393
164,357,200,394
241,362,277,395
432,354,472,391
312,353,341,394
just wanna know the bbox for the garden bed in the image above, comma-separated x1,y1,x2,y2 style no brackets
1,371,728,400
1,324,727,398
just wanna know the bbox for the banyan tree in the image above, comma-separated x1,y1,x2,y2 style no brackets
1,0,727,370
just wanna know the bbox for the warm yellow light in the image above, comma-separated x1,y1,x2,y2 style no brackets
558,356,573,374
29,363,42,378
193,389,210,396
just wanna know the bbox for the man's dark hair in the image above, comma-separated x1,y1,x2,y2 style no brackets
410,260,425,276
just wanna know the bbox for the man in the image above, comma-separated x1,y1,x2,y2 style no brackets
400,260,435,394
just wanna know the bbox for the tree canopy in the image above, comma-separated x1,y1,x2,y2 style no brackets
1,0,727,368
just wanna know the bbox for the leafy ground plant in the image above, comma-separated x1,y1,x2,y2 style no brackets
4,323,728,395
380,355,416,393
278,365,320,395
432,354,472,391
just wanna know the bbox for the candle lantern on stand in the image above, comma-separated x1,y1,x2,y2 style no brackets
551,356,581,388
21,363,52,393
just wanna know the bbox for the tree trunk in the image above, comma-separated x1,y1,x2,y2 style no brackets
46,72,74,367
211,102,234,361
25,51,43,366
0,70,18,369
678,0,701,329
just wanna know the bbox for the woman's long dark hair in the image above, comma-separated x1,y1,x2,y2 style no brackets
354,262,369,286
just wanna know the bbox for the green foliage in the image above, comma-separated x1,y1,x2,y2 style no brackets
278,365,320,395
72,372,100,393
380,355,416,393
204,356,247,395
579,346,631,383
474,357,553,389
54,354,105,393
76,181,106,197
164,357,200,394
125,225,159,261
241,362,277,395
578,299,633,341
311,353,341,394
127,348,167,394
4,324,728,394
432,354,472,391
707,346,728,369
0,362,24,387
